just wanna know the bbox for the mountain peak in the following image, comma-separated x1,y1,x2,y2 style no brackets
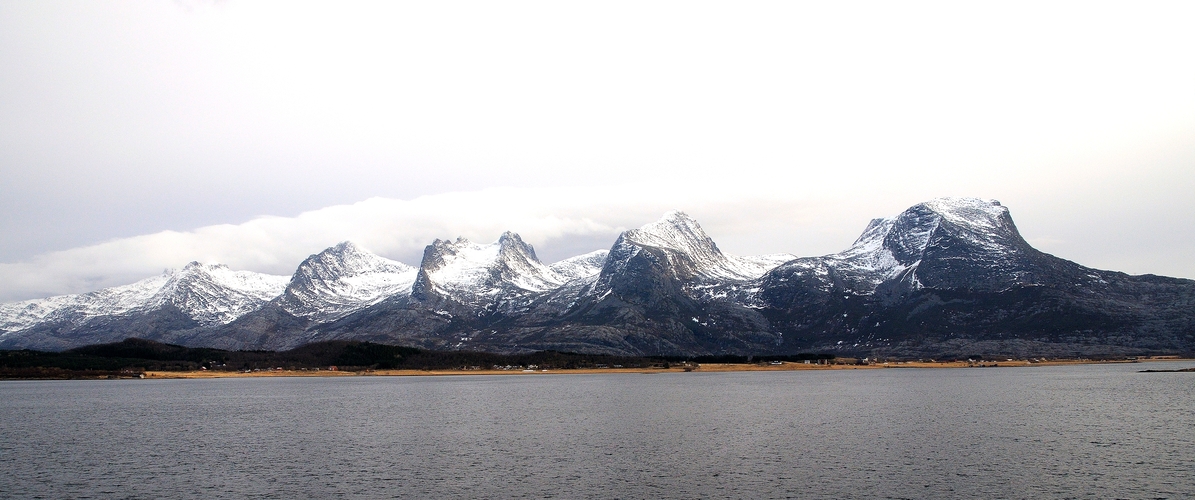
279,242,417,322
844,198,1022,264
922,196,1002,211
661,209,692,222
151,262,289,326
298,242,411,279
624,210,717,253
898,198,1022,252
918,197,1010,231
327,240,363,255
601,211,784,283
497,231,539,261
788,197,1035,294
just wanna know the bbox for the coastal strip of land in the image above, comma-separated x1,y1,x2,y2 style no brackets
141,357,1193,379
4,338,1190,380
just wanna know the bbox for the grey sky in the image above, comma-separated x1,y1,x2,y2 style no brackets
1,1,1193,302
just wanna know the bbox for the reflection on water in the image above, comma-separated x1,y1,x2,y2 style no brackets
2,362,1193,499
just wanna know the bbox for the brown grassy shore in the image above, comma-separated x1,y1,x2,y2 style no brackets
142,356,1191,379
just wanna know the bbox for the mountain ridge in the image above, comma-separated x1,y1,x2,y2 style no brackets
2,198,1192,357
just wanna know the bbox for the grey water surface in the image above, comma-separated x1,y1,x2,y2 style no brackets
2,362,1193,499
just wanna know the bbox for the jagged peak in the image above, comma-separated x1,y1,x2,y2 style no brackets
425,237,468,251
497,231,541,262
497,231,521,245
412,231,566,303
423,237,491,266
421,231,544,267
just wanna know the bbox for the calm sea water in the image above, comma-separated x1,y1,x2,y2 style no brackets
2,363,1193,499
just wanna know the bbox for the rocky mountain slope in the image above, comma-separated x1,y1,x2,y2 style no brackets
2,199,1192,357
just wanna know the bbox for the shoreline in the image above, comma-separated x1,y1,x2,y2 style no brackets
136,357,1195,379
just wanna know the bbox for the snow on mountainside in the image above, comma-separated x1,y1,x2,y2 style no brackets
154,263,289,325
766,197,1028,293
754,197,1195,358
0,263,288,335
549,250,608,282
5,199,1195,357
0,275,171,334
413,232,567,307
734,253,798,278
278,241,417,322
614,210,793,281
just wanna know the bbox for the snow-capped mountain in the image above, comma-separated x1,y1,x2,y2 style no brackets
153,262,290,325
0,263,287,334
459,212,798,356
3,199,1193,358
277,241,417,323
0,263,288,350
603,210,792,283
579,210,792,312
288,214,797,355
763,198,1035,295
411,232,567,310
0,274,171,335
756,197,1195,358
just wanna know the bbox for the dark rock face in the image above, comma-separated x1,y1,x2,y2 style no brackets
756,199,1195,357
0,304,202,352
4,199,1194,357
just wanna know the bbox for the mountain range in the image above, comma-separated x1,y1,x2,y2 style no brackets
2,198,1192,358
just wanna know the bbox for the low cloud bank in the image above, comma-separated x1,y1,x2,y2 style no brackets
0,186,852,302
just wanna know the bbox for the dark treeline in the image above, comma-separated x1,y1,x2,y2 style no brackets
0,338,657,378
0,338,841,379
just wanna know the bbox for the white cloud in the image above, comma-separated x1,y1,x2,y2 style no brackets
0,185,832,301
3,174,1195,303
3,2,1195,301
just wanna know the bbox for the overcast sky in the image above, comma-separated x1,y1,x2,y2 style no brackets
1,1,1193,302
